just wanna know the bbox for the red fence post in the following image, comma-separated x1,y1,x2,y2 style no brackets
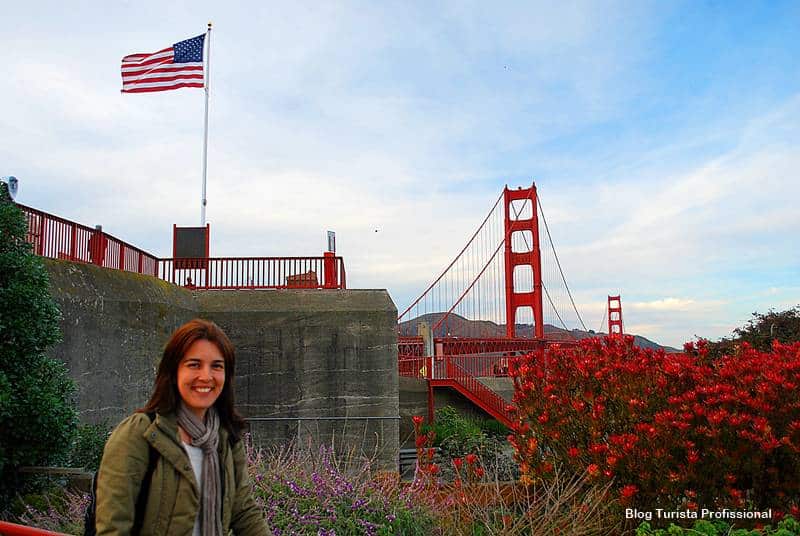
88,225,107,267
323,251,337,289
69,225,77,261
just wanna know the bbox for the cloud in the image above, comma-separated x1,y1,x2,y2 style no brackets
630,298,696,311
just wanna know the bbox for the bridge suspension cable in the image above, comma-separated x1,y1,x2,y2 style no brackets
536,195,588,332
399,183,589,340
397,191,503,323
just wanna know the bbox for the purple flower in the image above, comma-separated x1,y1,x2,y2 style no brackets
350,498,368,510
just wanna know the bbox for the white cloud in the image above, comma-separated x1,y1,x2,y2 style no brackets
630,298,696,311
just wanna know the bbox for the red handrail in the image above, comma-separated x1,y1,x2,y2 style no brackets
158,256,347,290
445,358,515,427
17,203,348,290
398,354,516,426
18,203,158,275
0,520,69,536
398,357,427,378
398,337,425,358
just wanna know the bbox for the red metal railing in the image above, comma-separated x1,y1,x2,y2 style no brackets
399,355,511,378
0,520,69,535
443,358,515,428
20,203,158,276
398,354,515,427
398,336,425,358
157,255,346,289
17,204,347,290
399,357,426,378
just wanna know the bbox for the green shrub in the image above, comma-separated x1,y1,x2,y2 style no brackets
422,406,518,481
636,516,800,535
68,422,111,472
0,184,78,507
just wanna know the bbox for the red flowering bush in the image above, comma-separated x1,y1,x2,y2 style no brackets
509,336,800,514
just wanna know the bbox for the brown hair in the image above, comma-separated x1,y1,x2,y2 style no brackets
141,318,246,440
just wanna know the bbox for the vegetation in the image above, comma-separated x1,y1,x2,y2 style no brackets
422,406,517,481
707,306,800,358
17,433,617,535
67,422,111,472
0,183,78,508
509,335,800,523
636,517,800,536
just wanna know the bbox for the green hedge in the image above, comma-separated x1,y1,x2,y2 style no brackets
0,184,78,507
637,516,800,536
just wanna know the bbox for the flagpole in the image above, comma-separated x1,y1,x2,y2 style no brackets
201,22,212,226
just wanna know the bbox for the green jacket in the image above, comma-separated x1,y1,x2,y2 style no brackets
96,412,268,536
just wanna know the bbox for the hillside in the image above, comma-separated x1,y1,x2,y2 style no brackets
399,312,679,353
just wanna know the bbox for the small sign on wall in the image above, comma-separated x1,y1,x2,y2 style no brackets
173,224,210,269
327,231,336,254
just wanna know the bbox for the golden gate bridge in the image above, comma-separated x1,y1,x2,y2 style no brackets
396,183,624,428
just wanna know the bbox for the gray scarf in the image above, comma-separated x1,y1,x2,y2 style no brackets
176,403,223,536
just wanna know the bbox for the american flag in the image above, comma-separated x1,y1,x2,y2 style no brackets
121,34,205,93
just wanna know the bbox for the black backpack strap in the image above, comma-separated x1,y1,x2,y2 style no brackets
131,412,159,536
83,472,99,536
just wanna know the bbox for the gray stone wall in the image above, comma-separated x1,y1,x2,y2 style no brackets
43,260,398,470
44,259,196,424
197,290,398,470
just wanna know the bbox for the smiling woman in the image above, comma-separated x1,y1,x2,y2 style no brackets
94,319,267,536
176,339,227,421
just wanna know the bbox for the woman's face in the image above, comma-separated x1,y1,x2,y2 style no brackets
176,339,226,420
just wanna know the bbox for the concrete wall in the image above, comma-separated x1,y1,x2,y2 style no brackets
44,260,398,470
196,290,398,470
44,259,196,424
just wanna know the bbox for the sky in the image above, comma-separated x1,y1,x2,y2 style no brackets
2,1,799,347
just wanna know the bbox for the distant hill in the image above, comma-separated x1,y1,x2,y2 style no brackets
399,312,679,353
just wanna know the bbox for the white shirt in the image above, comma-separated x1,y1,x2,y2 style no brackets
183,441,204,536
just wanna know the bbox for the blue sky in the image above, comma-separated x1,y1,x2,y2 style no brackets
2,1,799,347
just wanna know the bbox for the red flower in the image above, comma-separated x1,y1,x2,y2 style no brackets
620,484,638,499
412,415,424,426
587,464,600,477
465,453,478,466
538,413,549,424
453,457,463,470
474,467,485,478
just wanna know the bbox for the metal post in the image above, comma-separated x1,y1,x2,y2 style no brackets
200,22,212,226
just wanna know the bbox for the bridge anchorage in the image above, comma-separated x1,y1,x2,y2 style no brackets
398,182,599,429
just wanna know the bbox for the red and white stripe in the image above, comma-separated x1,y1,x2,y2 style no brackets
121,47,204,93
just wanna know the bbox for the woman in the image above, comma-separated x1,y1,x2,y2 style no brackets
95,319,268,536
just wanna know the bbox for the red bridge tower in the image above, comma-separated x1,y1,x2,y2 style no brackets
503,184,544,339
